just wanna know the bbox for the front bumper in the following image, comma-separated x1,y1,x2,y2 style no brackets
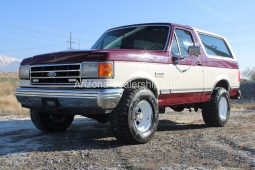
15,88,124,114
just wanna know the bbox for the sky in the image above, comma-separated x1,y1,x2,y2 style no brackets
0,0,254,71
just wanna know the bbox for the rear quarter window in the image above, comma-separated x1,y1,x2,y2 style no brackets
199,33,233,58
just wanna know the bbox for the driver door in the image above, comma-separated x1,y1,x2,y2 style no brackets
169,27,204,104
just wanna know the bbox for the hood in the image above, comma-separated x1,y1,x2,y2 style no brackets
21,50,109,65
21,49,170,65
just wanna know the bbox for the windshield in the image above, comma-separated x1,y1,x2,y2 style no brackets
92,25,170,50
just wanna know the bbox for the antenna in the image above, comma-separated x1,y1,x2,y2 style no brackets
67,32,75,50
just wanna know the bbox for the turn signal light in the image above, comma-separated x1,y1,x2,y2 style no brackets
98,63,113,77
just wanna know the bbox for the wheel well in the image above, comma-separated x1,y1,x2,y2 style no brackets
214,80,230,91
127,79,158,97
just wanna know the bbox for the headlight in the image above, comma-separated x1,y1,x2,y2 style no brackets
81,62,113,78
19,65,30,79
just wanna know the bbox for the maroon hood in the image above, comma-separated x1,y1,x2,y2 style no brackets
21,50,108,65
21,49,170,65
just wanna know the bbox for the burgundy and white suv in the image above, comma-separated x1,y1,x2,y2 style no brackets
16,23,241,144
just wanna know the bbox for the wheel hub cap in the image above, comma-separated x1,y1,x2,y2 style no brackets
135,111,144,120
219,97,228,120
133,100,153,133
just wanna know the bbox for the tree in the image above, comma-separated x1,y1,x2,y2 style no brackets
242,67,255,81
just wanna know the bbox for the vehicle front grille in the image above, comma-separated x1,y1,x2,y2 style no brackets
30,63,81,86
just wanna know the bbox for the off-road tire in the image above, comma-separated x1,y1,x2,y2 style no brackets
110,87,159,144
202,87,230,127
30,111,74,132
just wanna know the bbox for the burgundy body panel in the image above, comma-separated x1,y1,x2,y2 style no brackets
158,92,211,107
201,57,239,69
21,49,170,65
158,88,239,107
229,88,239,97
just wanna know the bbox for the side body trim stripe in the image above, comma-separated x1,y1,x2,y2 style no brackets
160,88,212,94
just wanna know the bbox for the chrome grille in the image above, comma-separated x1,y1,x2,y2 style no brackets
30,63,81,85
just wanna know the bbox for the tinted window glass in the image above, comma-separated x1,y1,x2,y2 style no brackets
175,29,194,56
102,35,121,49
199,33,232,58
171,35,180,56
92,26,169,50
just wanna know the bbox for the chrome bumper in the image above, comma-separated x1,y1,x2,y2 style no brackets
15,88,124,114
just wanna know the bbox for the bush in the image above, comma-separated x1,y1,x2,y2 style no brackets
242,67,255,81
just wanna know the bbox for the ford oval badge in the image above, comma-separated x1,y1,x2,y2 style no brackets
47,71,57,77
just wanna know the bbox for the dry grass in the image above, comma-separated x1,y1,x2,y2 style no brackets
0,95,28,117
0,73,18,95
0,81,17,95
232,102,255,110
0,73,29,117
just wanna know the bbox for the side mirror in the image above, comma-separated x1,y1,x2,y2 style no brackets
188,46,201,56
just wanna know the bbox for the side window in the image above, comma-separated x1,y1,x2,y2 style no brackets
175,29,194,57
199,33,232,58
171,35,180,56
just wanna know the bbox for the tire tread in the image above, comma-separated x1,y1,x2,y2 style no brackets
30,111,74,132
110,87,158,144
202,87,230,127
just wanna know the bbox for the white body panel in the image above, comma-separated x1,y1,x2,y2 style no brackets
203,67,240,90
169,64,204,93
20,62,239,95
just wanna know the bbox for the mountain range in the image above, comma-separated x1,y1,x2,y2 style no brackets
0,55,21,72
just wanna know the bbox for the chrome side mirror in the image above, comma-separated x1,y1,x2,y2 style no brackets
188,46,201,56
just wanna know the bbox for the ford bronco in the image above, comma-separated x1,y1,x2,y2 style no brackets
16,23,241,144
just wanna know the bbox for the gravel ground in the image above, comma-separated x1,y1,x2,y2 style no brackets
0,109,254,170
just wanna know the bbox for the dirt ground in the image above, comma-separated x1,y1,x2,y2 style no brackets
0,108,254,170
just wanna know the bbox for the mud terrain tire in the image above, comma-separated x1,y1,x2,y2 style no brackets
110,87,159,144
30,111,74,132
202,87,230,127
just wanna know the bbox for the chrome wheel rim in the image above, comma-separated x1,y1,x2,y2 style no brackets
133,100,153,133
219,97,228,120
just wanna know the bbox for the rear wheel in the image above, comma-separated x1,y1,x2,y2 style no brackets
30,111,74,132
110,87,159,144
202,87,230,127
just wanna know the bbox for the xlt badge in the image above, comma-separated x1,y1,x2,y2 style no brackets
155,72,164,77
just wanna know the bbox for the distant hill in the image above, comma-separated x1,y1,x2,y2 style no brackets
0,55,21,72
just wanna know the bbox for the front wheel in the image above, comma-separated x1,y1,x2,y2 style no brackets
202,87,230,127
110,87,159,144
30,111,74,132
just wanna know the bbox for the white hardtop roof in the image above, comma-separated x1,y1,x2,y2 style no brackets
194,28,236,60
194,28,227,40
